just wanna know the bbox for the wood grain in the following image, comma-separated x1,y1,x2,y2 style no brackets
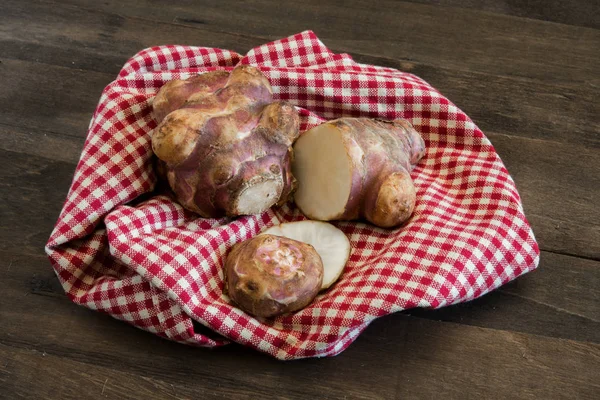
53,0,600,85
403,0,600,29
0,0,263,74
409,251,600,343
0,344,240,400
0,59,112,139
499,252,600,322
1,0,599,397
3,0,598,147
0,149,75,255
487,132,600,260
0,124,84,164
1,302,599,399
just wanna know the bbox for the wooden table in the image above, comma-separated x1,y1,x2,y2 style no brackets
1,1,598,398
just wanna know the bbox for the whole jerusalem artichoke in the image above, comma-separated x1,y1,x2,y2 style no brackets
152,65,300,218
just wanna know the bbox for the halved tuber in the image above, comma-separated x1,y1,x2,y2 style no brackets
152,65,300,218
224,234,323,318
292,118,425,228
262,221,350,290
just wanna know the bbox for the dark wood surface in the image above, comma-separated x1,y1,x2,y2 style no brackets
1,1,598,398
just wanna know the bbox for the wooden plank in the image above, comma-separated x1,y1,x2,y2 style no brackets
1,273,599,400
403,0,600,29
0,149,76,255
0,0,263,75
5,332,599,400
0,124,84,164
0,343,265,400
409,251,600,343
379,317,600,400
0,59,112,139
1,3,598,147
487,132,600,260
500,252,600,322
51,0,600,86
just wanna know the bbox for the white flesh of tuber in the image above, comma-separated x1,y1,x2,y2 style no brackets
263,220,351,289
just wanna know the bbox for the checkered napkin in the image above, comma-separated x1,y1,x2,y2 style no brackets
45,31,540,359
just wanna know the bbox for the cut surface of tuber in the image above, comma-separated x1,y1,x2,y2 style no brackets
292,118,425,228
292,124,352,221
263,220,351,289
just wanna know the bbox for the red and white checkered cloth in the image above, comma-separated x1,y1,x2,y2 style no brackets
46,31,539,359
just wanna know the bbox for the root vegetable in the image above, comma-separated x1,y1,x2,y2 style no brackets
292,118,426,228
152,65,300,218
224,234,323,318
262,221,350,290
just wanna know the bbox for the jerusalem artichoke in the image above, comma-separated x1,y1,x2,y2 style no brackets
152,65,300,218
224,234,323,318
292,118,425,228
262,221,350,290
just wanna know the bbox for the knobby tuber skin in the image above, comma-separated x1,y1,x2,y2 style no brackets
152,65,300,218
293,118,426,228
225,234,324,318
262,220,351,290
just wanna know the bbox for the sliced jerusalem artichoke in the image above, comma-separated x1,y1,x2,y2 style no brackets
263,220,351,290
292,118,426,228
224,234,323,318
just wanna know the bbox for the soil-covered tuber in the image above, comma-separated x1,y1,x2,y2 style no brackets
292,118,426,228
224,235,323,318
152,65,300,218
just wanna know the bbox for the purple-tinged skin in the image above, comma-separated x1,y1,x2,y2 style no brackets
225,235,323,318
348,118,424,228
318,118,426,228
152,65,300,218
153,70,230,123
